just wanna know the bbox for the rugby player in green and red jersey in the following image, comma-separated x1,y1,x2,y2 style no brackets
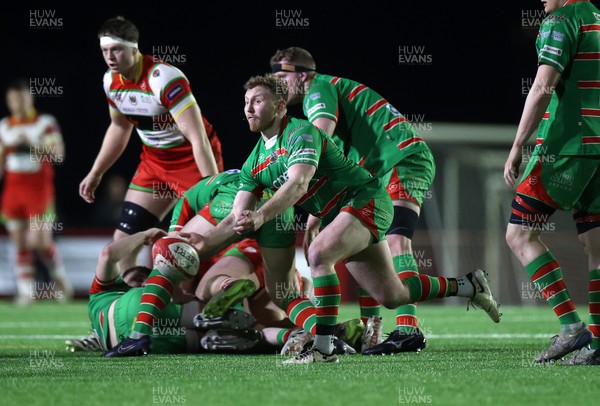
269,47,435,354
210,74,499,364
504,0,600,365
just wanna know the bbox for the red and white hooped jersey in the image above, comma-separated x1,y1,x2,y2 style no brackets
103,54,202,149
0,111,60,174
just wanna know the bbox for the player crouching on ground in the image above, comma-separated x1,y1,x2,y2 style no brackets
207,74,500,364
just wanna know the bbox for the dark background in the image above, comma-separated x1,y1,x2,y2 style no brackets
2,1,553,228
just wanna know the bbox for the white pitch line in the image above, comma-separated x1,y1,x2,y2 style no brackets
0,333,554,340
427,333,551,339
0,335,78,339
0,322,88,328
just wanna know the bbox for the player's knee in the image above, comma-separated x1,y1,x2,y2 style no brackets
306,244,333,271
578,229,600,261
507,194,555,251
378,295,398,309
574,211,600,254
117,202,160,235
505,225,522,251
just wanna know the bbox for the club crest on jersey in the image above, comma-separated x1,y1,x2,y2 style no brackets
153,69,161,77
594,12,600,20
129,95,138,105
114,90,123,102
270,151,279,164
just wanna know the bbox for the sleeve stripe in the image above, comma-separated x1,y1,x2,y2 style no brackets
289,157,319,166
538,55,565,71
308,112,338,122
171,100,197,120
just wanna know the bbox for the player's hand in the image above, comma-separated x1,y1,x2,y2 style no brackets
178,232,208,254
503,146,523,188
79,172,103,203
303,218,321,266
143,228,167,245
233,210,264,234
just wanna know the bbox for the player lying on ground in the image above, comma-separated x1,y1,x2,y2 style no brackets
193,74,501,364
88,229,200,355
81,227,360,356
87,229,277,355
101,168,362,355
193,238,363,354
168,169,370,349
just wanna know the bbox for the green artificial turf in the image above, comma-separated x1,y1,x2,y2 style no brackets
0,302,597,406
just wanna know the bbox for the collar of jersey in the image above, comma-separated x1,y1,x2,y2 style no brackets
9,108,37,125
119,53,144,85
564,0,590,6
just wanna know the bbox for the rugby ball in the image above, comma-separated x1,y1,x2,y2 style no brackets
151,236,200,278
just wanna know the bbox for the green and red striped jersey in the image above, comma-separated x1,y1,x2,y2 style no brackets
239,116,382,222
536,0,600,155
302,74,428,177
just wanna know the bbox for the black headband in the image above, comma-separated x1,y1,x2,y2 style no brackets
271,63,315,73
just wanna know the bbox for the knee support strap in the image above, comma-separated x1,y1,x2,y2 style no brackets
117,201,160,234
509,193,555,227
386,206,419,239
573,210,600,235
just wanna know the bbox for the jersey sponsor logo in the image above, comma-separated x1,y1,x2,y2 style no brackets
541,45,563,56
540,30,550,39
114,90,124,102
289,132,314,147
551,31,564,42
291,148,317,157
167,85,183,101
309,92,321,100
272,171,289,189
300,133,313,142
122,107,150,114
306,103,326,116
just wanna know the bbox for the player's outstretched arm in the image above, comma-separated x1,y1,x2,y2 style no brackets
504,64,561,188
175,105,218,177
235,164,315,234
79,110,133,203
95,228,166,282
181,191,259,256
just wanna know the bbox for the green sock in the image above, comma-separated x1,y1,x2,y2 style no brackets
394,254,419,334
130,268,187,338
589,268,600,350
524,251,581,328
358,287,381,325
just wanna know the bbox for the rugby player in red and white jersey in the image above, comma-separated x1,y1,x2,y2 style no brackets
0,79,72,303
79,16,223,270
